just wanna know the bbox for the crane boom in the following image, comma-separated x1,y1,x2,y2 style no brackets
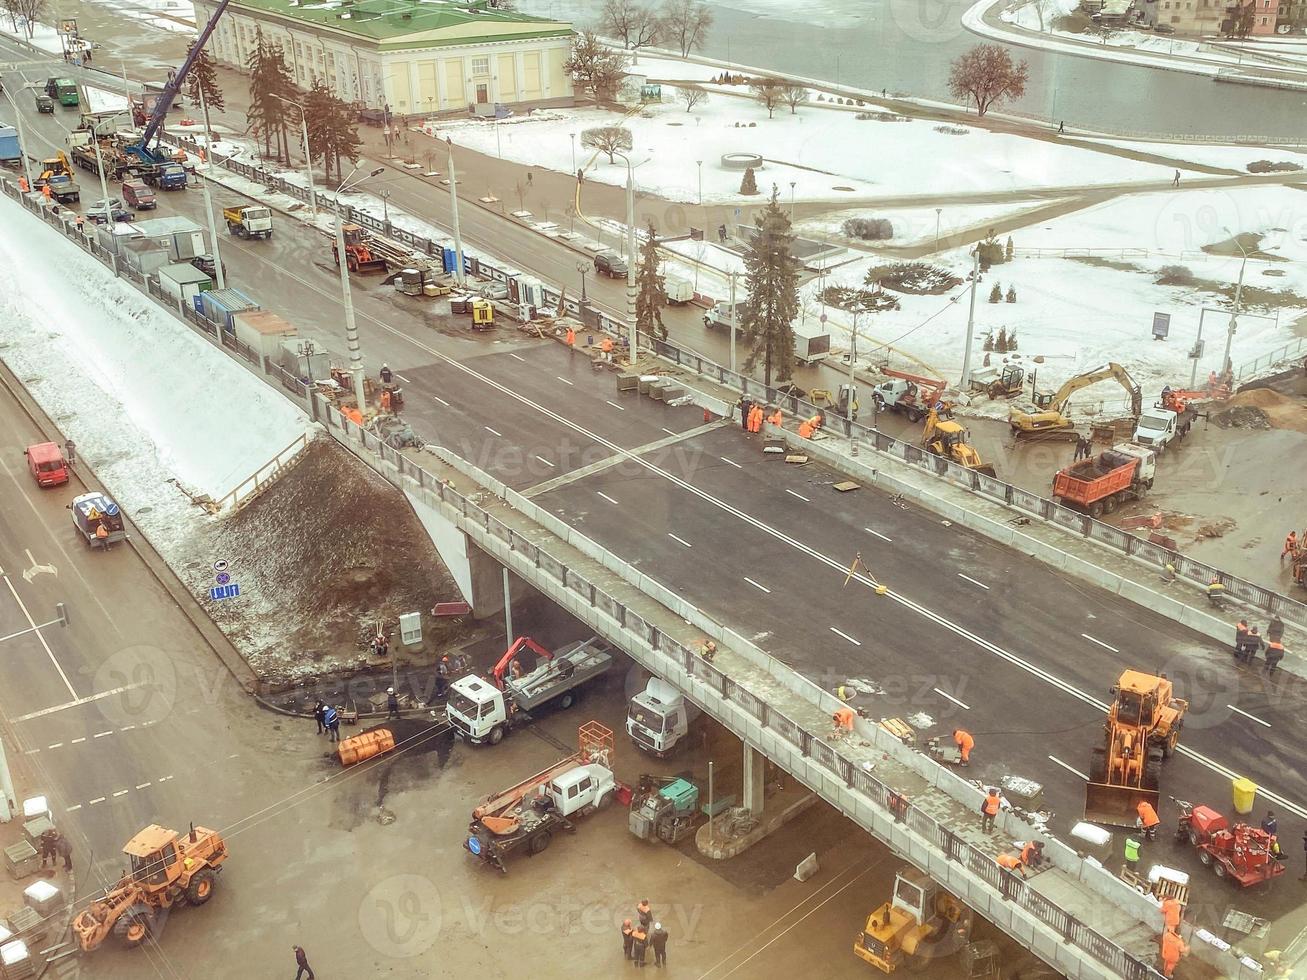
136,0,232,152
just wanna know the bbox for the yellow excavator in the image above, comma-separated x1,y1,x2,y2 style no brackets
1009,362,1142,434
921,409,996,477
854,867,972,973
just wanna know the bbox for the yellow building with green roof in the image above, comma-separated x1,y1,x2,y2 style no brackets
195,0,575,115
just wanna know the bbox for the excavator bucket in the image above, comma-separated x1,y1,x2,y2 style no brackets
1085,782,1158,828
973,463,997,478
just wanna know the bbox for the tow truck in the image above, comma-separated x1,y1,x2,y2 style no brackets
446,636,614,745
465,721,617,872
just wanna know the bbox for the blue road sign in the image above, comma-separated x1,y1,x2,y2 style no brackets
215,572,230,586
209,583,240,601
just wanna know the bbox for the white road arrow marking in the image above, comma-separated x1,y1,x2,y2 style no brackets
21,548,56,582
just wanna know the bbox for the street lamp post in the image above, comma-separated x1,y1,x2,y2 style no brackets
934,208,942,253
613,151,642,360
960,247,980,391
576,261,589,304
381,189,391,225
446,137,466,287
696,159,703,207
333,165,385,411
789,180,796,217
1221,227,1249,376
570,132,577,173
197,167,227,289
271,93,317,219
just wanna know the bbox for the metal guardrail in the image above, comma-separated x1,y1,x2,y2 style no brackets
213,431,313,511
0,174,1175,980
642,334,1307,629
1235,336,1307,380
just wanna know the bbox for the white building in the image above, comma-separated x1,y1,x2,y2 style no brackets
194,0,575,114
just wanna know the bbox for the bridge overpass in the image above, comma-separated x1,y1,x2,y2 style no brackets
0,176,1285,980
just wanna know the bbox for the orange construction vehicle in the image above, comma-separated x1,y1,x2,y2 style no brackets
1174,800,1285,888
331,224,388,274
1085,670,1187,827
73,823,228,952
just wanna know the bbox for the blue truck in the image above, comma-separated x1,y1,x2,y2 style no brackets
143,160,187,190
0,126,20,169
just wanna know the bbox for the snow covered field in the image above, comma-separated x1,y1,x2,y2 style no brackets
811,186,1307,414
430,89,1196,205
0,193,315,560
796,200,1060,247
1084,138,1307,173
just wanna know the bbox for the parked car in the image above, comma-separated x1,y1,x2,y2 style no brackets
190,254,227,280
594,250,628,278
86,199,134,224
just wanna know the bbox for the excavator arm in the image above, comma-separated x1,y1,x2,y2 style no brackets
1047,363,1142,417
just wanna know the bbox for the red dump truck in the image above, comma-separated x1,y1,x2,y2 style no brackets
1051,444,1155,518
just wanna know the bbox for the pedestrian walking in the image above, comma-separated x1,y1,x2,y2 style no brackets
1268,615,1284,644
622,919,635,960
1244,626,1262,663
1171,170,1181,188
435,655,451,699
386,687,400,720
293,945,315,980
632,926,648,967
1161,895,1182,932
1283,530,1298,560
1160,927,1187,978
1058,120,1065,134
1266,640,1284,674
380,363,393,384
650,923,668,968
55,832,72,872
313,699,326,735
740,397,753,431
636,898,653,931
980,787,1001,833
324,704,340,742
1234,619,1249,659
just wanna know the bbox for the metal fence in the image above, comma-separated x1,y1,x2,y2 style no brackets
0,173,1176,978
1234,336,1307,381
645,330,1307,629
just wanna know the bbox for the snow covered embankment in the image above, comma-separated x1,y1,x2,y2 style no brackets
0,193,316,562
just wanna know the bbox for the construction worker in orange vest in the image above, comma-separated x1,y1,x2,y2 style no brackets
380,389,392,413
18,175,28,193
952,729,974,767
1137,800,1161,840
1284,530,1299,559
1265,639,1285,674
832,705,856,735
751,404,764,432
41,183,51,200
1161,896,1182,931
980,788,1001,833
565,326,575,347
996,851,1029,879
1159,927,1187,978
767,407,783,426
601,336,614,361
1020,839,1044,871
798,417,815,439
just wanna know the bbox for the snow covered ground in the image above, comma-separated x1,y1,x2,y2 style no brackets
1082,138,1307,173
0,193,316,562
811,186,1307,416
796,200,1061,247
429,89,1197,206
83,0,196,33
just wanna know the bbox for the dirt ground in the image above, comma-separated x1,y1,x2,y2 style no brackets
194,437,466,687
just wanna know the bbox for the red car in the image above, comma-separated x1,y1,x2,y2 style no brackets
25,442,69,487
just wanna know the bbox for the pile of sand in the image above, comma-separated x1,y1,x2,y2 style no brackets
1222,388,1307,433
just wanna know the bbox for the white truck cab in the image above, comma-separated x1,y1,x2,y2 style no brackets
447,674,514,744
544,763,616,816
627,678,701,757
1133,407,1179,450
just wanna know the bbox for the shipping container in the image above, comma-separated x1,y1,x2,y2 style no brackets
134,215,205,260
199,288,259,331
280,338,331,382
0,125,20,166
232,310,296,359
157,262,213,306
119,239,171,277
94,222,143,256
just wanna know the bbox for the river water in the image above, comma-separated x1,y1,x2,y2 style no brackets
525,0,1307,138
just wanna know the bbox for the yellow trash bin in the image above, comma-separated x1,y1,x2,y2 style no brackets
1232,777,1257,815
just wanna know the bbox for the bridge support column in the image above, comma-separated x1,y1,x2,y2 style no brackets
743,743,765,817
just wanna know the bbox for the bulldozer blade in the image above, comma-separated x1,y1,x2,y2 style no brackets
1085,782,1159,828
974,464,997,477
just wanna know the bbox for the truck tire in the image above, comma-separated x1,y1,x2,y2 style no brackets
265,230,273,239
1188,827,1202,847
186,868,216,905
1162,723,1181,759
113,907,154,948
226,222,237,235
1144,749,1163,790
558,691,576,710
488,725,504,746
596,790,612,810
236,225,249,239
1088,501,1105,518
1197,847,1212,866
529,831,551,855
907,407,923,423
1213,859,1228,879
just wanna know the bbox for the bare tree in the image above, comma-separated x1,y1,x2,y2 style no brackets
1227,0,1255,36
677,87,708,112
581,125,633,164
948,44,1029,117
7,0,46,39
564,31,629,100
780,83,808,114
660,0,713,56
601,0,661,49
750,78,784,119
1031,0,1059,31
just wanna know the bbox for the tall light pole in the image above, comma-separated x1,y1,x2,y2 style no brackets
381,189,391,225
2,83,33,191
333,165,385,411
934,208,942,253
959,247,980,392
446,137,466,287
696,159,703,207
196,87,226,289
576,261,589,304
271,93,317,219
1221,226,1248,377
613,151,642,360
569,132,576,173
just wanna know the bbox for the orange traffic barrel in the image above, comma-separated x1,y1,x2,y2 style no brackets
338,728,395,766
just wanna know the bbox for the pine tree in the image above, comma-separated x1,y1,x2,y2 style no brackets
1007,330,1018,350
304,79,364,183
983,332,994,352
994,325,1008,352
184,39,224,146
1005,236,1014,262
245,32,292,161
740,189,800,385
635,222,667,340
988,282,1002,303
739,166,758,195
1006,285,1016,303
